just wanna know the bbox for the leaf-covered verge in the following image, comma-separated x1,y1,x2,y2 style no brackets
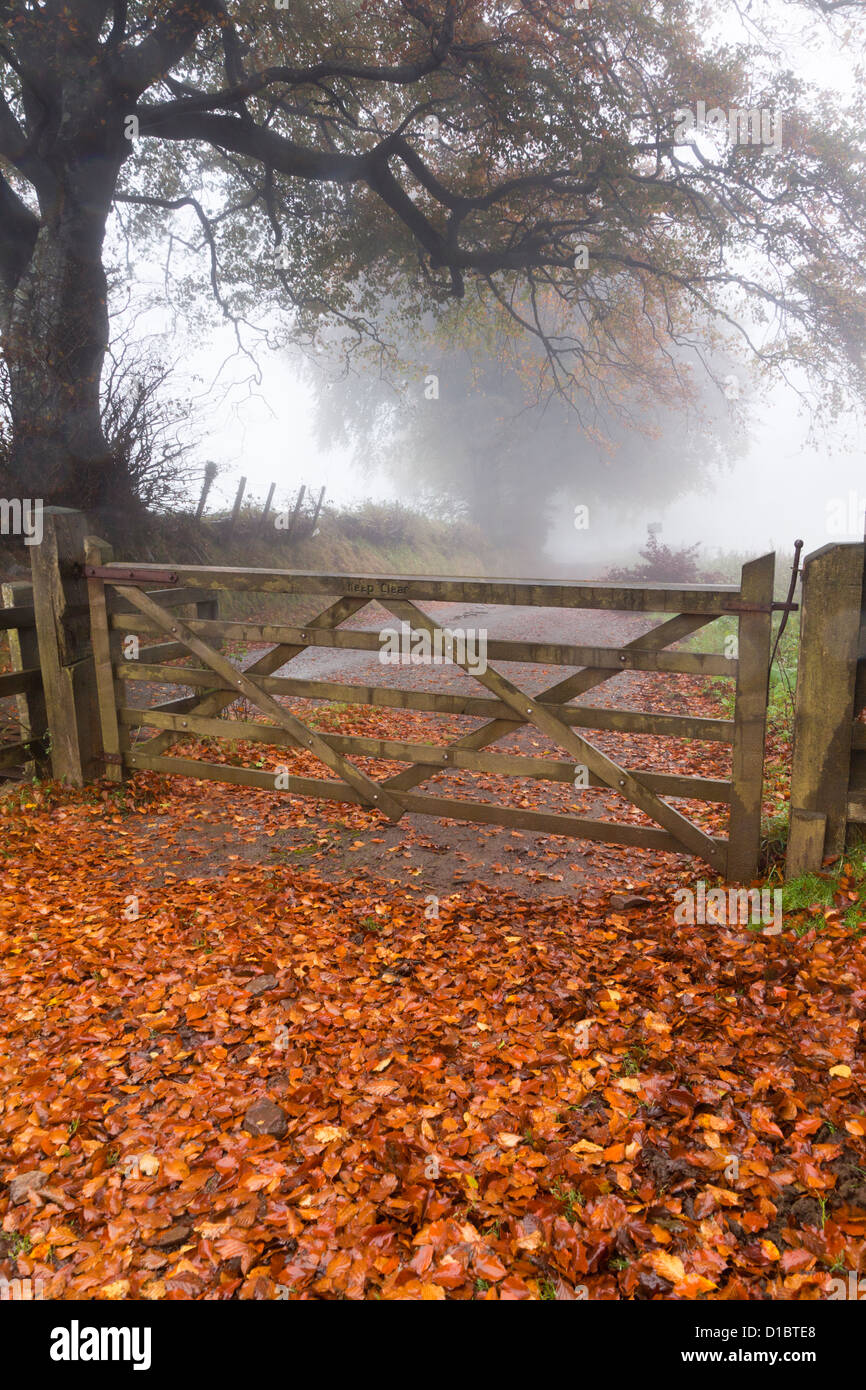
1,718,864,1302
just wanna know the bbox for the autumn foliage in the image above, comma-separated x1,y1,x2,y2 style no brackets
1,735,864,1300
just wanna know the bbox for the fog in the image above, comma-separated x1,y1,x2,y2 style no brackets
175,332,865,570
110,0,865,574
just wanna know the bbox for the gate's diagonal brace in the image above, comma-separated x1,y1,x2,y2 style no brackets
382,600,726,872
114,586,405,822
383,612,713,792
142,594,369,756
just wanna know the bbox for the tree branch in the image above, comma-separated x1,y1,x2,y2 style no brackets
0,87,53,197
117,0,220,94
136,106,367,182
112,190,228,315
121,0,459,116
0,168,39,323
106,0,128,52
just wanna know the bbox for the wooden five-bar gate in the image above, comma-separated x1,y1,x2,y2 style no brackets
48,515,777,884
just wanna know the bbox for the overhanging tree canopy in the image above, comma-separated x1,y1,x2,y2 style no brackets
1,0,865,507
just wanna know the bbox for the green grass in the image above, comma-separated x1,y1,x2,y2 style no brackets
782,871,838,911
551,1180,585,1221
5,1232,32,1257
760,809,791,869
780,861,866,936
685,612,799,739
765,615,799,742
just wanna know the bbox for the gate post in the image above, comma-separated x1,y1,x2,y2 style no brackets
726,552,775,883
84,536,125,785
1,581,49,776
29,507,103,784
196,592,221,651
785,542,864,878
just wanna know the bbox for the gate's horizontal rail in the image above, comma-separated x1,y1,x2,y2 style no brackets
137,641,191,664
0,667,42,697
118,664,735,743
96,563,741,614
0,738,43,769
110,615,736,677
120,707,732,801
125,749,727,853
398,792,726,851
110,586,215,612
0,603,37,630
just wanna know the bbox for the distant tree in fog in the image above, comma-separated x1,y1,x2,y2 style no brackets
311,303,753,557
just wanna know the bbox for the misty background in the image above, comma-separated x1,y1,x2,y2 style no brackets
147,324,866,570
97,0,866,576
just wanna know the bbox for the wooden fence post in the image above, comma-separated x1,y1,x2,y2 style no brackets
846,531,866,821
227,476,246,535
308,485,326,536
785,542,864,878
196,591,221,652
29,507,103,784
286,485,306,540
726,552,775,883
1,581,49,776
786,808,827,880
195,461,217,522
259,481,276,534
84,536,124,784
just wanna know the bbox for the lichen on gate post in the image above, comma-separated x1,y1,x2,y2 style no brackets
29,507,103,785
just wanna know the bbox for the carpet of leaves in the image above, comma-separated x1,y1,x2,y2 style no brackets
2,756,865,1300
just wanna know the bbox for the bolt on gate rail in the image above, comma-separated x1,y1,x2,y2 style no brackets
82,542,776,883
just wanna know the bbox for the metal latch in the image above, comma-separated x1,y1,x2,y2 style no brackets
720,600,800,615
83,565,180,585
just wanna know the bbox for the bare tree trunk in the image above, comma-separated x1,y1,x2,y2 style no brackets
4,201,121,506
0,86,129,508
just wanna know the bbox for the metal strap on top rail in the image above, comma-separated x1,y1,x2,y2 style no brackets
82,565,179,584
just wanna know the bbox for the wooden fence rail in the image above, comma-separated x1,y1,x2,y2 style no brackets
115,665,735,741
